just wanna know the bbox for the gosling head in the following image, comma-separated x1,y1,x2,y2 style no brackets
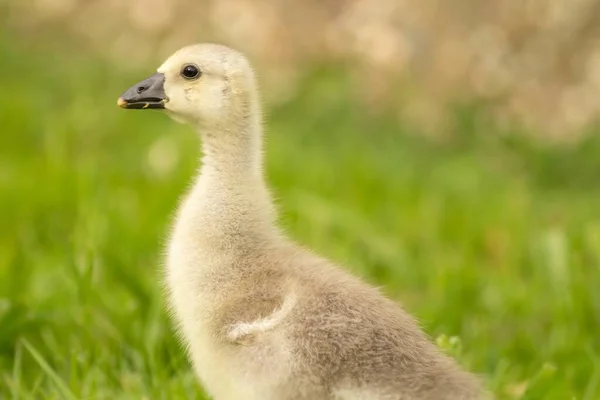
118,43,258,126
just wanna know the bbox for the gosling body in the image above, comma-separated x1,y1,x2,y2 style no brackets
118,43,485,400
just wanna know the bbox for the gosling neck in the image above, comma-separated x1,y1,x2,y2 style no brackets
195,109,264,182
186,103,276,239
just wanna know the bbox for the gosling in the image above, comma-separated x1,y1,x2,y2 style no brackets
117,43,485,400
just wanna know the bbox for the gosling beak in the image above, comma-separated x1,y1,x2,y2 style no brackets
117,72,168,109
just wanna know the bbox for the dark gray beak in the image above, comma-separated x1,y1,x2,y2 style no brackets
117,73,168,109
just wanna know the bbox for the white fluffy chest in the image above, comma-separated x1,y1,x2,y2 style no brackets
165,222,221,332
165,229,294,400
165,226,231,386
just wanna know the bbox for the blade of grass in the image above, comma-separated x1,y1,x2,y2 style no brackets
21,339,77,400
11,340,23,400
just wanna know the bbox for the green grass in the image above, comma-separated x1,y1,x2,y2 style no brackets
1,31,599,399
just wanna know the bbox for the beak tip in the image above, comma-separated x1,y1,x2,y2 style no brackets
117,97,127,108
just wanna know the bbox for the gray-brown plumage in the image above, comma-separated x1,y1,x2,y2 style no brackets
117,43,487,400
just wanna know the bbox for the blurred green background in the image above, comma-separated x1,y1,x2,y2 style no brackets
1,2,600,399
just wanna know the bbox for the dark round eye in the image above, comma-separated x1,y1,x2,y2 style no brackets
181,64,201,80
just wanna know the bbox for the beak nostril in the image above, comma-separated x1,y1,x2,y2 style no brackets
136,86,146,94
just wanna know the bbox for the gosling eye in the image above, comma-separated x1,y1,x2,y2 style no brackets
181,64,201,80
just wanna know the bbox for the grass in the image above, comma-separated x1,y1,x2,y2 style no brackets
1,30,599,399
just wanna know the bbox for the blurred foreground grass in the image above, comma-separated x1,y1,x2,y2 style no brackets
1,31,600,400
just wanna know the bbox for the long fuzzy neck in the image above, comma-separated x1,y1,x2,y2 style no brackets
199,111,264,181
180,99,277,245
